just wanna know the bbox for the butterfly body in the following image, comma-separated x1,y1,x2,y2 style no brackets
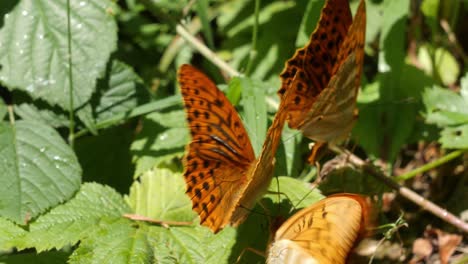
267,194,369,264
179,65,285,232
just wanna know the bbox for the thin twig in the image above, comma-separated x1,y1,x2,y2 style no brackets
330,145,468,233
176,24,240,77
123,214,192,228
395,149,466,181
440,19,468,64
7,105,15,125
176,23,280,111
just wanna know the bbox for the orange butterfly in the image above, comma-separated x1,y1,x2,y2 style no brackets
267,194,371,264
178,65,286,233
278,0,366,162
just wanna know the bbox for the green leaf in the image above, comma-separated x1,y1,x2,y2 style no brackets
69,219,151,264
418,45,460,86
239,77,267,155
0,250,70,264
421,0,439,32
265,176,323,210
16,183,130,252
0,217,26,251
148,225,236,264
219,1,303,82
0,0,117,124
440,124,468,149
423,85,468,126
14,100,69,128
0,97,6,120
94,60,149,123
131,110,188,177
125,168,195,222
0,120,81,224
295,0,324,47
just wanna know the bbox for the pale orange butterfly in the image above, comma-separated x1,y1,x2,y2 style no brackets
267,194,371,264
178,65,287,233
277,0,366,162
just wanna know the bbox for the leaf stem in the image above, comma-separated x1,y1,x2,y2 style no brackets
66,0,75,147
395,149,466,181
330,145,468,233
245,0,260,76
74,95,181,138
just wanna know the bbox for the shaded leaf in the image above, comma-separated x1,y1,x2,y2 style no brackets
0,250,70,264
94,60,149,123
75,126,134,193
131,110,187,177
0,120,81,224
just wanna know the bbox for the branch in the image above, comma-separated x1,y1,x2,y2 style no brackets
176,24,240,77
330,145,468,233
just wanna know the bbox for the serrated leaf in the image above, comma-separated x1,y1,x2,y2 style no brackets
0,120,81,224
14,97,69,128
423,85,468,126
125,168,194,222
16,183,130,252
94,60,148,123
148,225,236,264
440,124,468,149
0,217,26,251
0,0,117,124
69,218,151,264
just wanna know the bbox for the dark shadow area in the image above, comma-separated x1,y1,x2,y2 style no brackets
0,0,20,28
75,125,135,194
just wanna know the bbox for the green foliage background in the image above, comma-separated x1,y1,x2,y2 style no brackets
0,0,467,263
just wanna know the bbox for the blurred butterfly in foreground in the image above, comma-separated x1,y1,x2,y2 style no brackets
178,64,287,233
267,194,372,264
278,0,366,163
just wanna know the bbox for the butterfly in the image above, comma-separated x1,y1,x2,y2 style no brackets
277,0,366,162
267,194,371,264
178,64,287,233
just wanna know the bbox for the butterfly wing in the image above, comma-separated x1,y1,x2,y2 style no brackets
278,0,352,129
267,194,369,264
299,0,366,142
179,64,256,232
230,108,287,225
278,0,366,144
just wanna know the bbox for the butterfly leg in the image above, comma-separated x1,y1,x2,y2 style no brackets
235,246,266,264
